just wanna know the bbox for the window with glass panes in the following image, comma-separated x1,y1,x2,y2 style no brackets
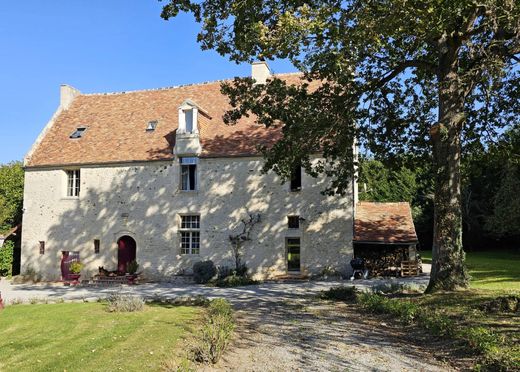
66,170,81,197
180,215,200,254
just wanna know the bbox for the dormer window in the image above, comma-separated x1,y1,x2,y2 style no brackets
70,127,87,139
184,110,194,133
178,100,202,134
146,120,158,131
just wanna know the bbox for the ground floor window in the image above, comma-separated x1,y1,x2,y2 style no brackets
180,215,200,254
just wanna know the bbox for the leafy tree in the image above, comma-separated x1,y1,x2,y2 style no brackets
162,0,520,291
0,161,24,234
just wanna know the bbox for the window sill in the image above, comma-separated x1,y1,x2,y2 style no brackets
61,196,80,201
178,190,199,194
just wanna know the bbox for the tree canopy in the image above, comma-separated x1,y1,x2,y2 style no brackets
0,161,24,234
162,0,520,291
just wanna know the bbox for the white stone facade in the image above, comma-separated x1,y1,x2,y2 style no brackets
21,156,354,281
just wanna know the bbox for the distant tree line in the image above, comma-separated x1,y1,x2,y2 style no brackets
359,126,520,251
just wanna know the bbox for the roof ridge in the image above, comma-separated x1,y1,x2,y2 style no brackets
82,78,229,96
80,72,302,97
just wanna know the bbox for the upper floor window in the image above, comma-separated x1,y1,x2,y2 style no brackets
180,157,197,191
290,165,302,191
180,215,200,255
66,170,81,197
288,216,300,229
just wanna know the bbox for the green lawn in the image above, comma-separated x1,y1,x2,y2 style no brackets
420,249,520,291
0,302,201,372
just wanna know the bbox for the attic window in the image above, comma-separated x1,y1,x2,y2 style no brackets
146,120,158,131
184,109,194,133
70,127,87,139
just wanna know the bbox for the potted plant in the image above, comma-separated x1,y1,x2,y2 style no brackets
126,260,139,284
68,261,83,282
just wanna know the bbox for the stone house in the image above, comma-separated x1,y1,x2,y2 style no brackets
21,62,356,281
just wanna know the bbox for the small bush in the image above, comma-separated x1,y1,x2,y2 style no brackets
69,261,83,274
233,264,248,277
106,293,145,312
127,260,139,275
458,327,500,354
193,261,217,284
214,274,258,288
192,299,234,364
320,286,358,302
358,293,418,324
416,310,455,336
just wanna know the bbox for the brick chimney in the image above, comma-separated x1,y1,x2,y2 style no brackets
251,61,271,84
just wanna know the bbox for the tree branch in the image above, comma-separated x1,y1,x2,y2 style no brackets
368,60,435,93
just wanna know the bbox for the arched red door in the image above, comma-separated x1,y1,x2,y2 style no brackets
117,236,136,273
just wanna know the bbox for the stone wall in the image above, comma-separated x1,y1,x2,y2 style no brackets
21,157,354,281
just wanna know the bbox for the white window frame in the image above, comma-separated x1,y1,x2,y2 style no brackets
180,157,198,191
179,215,200,255
66,169,81,197
178,101,199,134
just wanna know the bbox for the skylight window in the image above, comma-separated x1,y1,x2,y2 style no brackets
146,120,158,131
69,127,87,139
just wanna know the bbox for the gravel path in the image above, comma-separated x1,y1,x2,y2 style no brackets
207,297,452,372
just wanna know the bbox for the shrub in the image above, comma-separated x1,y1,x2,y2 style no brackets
127,260,139,275
416,310,455,336
458,327,500,354
0,240,14,277
233,264,248,277
192,299,234,364
193,260,217,284
320,286,358,302
69,261,83,274
214,274,258,288
106,293,145,312
358,293,419,324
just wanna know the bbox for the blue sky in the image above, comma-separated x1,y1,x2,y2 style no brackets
0,1,295,164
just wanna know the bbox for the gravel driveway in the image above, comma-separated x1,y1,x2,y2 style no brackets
1,268,453,371
0,267,431,306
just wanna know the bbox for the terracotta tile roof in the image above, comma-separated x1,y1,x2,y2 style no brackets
354,202,418,244
26,73,308,167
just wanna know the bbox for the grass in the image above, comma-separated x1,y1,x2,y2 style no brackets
0,302,201,372
420,249,520,291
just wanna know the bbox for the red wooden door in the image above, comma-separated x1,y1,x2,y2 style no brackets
117,236,136,273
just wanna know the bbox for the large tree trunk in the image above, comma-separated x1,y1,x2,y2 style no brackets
426,37,470,293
